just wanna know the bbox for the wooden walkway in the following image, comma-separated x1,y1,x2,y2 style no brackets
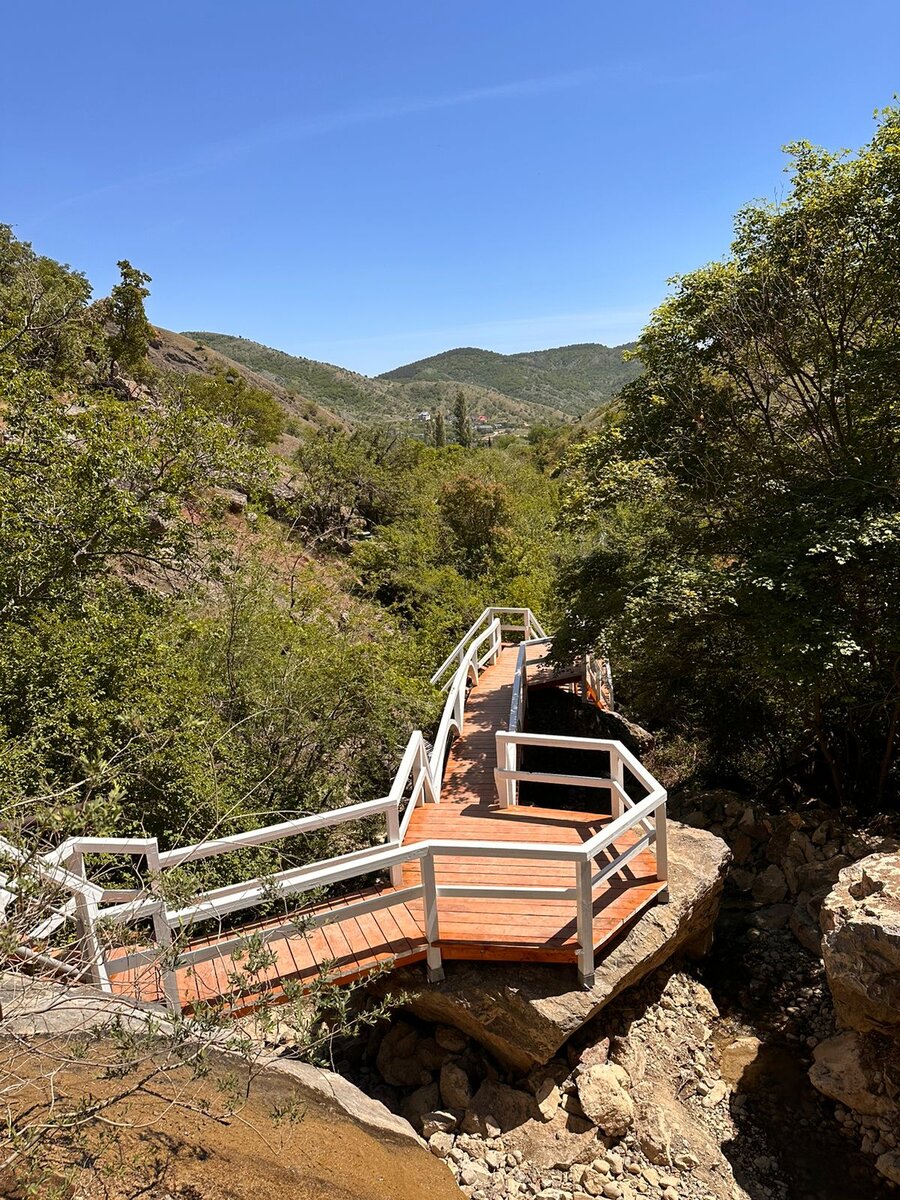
113,647,664,1011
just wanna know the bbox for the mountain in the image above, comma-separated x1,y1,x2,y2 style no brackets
379,343,641,418
151,328,345,441
185,332,641,432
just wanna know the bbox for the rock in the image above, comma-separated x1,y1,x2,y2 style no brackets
789,903,822,955
751,864,787,905
388,823,730,1071
808,1031,895,1115
504,1107,601,1171
401,1081,440,1129
422,1110,459,1137
429,1131,454,1158
577,1038,611,1070
376,1020,434,1087
700,1080,728,1108
589,708,654,758
468,1079,538,1132
820,851,900,1036
751,902,792,930
435,1024,468,1053
576,1063,634,1136
533,1075,562,1121
440,1061,472,1110
876,1151,900,1185
718,1036,762,1086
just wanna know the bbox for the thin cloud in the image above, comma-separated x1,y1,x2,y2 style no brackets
33,69,596,223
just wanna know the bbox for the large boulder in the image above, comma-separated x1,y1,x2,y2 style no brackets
808,1030,898,1116
819,850,900,1036
575,1062,634,1135
386,823,730,1071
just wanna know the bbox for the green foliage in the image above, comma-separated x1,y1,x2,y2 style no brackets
556,106,900,807
0,225,100,384
438,475,509,574
380,341,641,418
107,259,153,377
453,388,474,448
183,368,286,446
432,407,446,447
187,331,634,431
287,427,420,548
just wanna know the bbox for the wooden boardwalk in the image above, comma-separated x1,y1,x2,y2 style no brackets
112,646,664,1011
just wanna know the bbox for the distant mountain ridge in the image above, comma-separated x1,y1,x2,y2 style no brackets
379,342,641,417
184,331,641,430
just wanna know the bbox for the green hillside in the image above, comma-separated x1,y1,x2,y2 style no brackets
379,342,641,417
184,332,398,423
185,332,637,431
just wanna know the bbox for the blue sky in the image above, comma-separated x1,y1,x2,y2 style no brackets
3,2,898,374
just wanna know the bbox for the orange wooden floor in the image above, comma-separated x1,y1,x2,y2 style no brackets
110,646,663,1010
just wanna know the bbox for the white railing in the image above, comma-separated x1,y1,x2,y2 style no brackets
430,607,547,690
1,604,666,1006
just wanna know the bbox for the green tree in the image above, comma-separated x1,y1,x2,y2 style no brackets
438,475,510,575
556,106,900,807
107,259,153,376
453,388,474,448
432,407,446,447
184,369,286,446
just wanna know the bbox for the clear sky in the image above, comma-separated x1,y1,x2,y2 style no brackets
3,2,898,375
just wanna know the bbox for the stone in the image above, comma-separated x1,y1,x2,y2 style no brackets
435,1024,469,1053
377,1020,433,1087
429,1131,454,1158
401,1081,440,1130
576,1063,634,1136
533,1075,562,1121
789,903,822,955
422,1110,459,1137
700,1080,728,1108
819,851,900,1036
469,1079,538,1132
751,864,787,905
386,823,730,1071
577,1037,611,1070
718,1036,762,1086
876,1151,900,1185
589,708,654,758
808,1030,894,1115
440,1061,472,1110
504,1107,601,1171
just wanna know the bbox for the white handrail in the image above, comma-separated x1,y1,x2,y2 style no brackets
4,604,666,1006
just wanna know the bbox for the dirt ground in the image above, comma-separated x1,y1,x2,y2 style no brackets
0,1040,461,1200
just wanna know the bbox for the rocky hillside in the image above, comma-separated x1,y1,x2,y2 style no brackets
185,332,632,431
380,343,641,418
150,327,345,449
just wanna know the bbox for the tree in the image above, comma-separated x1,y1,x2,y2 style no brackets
107,259,153,376
184,369,285,446
438,475,510,575
432,408,446,447
556,105,900,807
453,389,474,448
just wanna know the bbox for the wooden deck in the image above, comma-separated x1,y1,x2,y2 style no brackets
112,646,664,1011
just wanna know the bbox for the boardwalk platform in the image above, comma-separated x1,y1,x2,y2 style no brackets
112,646,664,1011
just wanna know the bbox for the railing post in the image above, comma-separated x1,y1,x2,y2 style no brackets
496,734,516,808
655,794,669,903
385,799,404,886
576,858,595,989
418,735,439,804
145,840,181,1013
69,849,112,994
421,853,444,982
611,747,625,820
